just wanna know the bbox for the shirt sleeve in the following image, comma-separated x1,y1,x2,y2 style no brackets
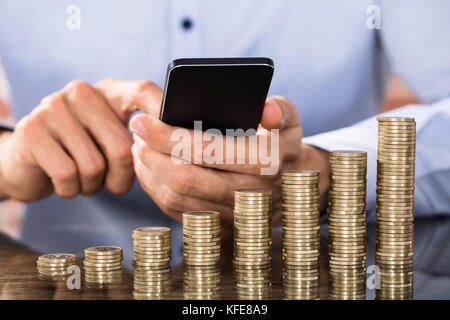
304,0,450,219
303,99,450,219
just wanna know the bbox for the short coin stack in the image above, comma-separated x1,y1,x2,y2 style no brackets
234,189,272,300
328,151,367,300
132,226,171,300
376,117,415,300
183,211,221,300
37,253,76,280
83,246,123,283
281,170,320,300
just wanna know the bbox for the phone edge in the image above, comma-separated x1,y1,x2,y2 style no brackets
169,57,274,69
159,57,274,121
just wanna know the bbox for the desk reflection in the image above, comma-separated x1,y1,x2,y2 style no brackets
0,216,449,300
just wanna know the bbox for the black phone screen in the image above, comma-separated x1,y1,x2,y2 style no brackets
160,58,274,136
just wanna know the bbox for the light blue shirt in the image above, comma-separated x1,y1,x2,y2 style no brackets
0,0,449,266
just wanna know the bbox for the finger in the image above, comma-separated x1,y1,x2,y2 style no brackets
63,81,134,195
42,94,106,196
130,114,279,175
261,96,301,130
133,134,235,205
29,128,80,198
95,78,163,121
133,134,279,204
261,96,303,162
132,145,233,226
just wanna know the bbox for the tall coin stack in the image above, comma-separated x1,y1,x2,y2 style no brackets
183,211,221,300
37,253,76,280
328,151,367,300
281,170,320,300
83,246,123,283
376,117,415,300
132,226,171,300
234,189,272,300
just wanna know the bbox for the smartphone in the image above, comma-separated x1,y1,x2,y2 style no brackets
159,57,274,135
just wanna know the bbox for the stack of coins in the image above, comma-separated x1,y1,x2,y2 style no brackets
183,211,221,300
37,253,76,280
376,117,415,300
328,151,367,300
281,170,320,300
83,246,123,283
234,189,272,300
132,226,171,300
133,268,171,300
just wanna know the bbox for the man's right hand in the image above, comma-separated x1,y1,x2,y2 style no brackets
0,79,160,201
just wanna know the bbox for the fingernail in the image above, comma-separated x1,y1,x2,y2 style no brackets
130,117,146,136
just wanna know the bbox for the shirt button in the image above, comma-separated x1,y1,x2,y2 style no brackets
181,17,193,31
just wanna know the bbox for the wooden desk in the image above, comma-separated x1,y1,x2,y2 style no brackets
1,218,449,300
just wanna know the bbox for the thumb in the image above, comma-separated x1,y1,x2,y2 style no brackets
260,96,300,130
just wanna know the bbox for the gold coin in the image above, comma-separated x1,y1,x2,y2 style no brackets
281,176,319,183
282,197,319,203
37,260,75,267
330,150,367,157
282,169,320,176
85,246,122,256
378,165,415,172
377,116,415,122
235,189,272,197
134,238,171,244
133,226,170,235
328,158,367,164
378,147,416,154
378,132,416,138
38,253,76,263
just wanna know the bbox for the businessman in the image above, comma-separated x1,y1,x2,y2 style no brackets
0,0,449,264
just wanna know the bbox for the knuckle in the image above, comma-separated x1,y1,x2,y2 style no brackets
64,80,93,100
111,139,133,165
16,114,42,136
54,162,78,185
39,94,66,113
170,169,194,195
160,186,183,213
135,80,156,94
81,156,106,180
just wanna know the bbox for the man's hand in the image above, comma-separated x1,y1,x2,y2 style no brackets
130,85,329,229
0,79,161,201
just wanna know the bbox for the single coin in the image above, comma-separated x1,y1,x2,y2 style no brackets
85,246,122,256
